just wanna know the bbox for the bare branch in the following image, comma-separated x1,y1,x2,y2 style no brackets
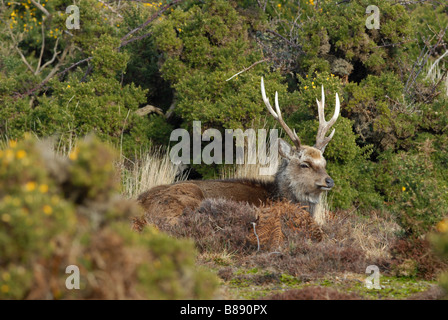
251,222,260,252
226,59,268,81
135,104,164,116
7,27,35,73
165,92,178,119
30,0,51,17
119,31,153,48
42,44,71,82
98,0,123,18
405,24,448,95
36,17,46,73
266,29,302,50
16,0,185,97
37,38,60,74
121,0,184,43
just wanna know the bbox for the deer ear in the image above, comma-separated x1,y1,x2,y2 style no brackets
278,138,293,160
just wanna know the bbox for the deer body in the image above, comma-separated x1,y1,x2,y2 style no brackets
138,78,340,223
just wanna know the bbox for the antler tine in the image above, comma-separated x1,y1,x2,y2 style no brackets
261,77,301,148
314,85,340,152
260,77,279,120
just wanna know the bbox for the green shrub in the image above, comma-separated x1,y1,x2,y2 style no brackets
430,218,448,298
286,72,380,209
298,0,413,77
152,0,292,131
0,135,218,299
376,134,448,236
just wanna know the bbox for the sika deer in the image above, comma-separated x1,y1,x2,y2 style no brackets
137,78,340,223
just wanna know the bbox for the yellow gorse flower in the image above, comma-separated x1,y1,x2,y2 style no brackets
39,184,49,193
16,150,26,159
436,219,448,233
68,147,79,160
25,181,36,191
8,140,17,148
43,205,53,215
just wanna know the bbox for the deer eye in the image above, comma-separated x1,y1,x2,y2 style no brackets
300,163,309,169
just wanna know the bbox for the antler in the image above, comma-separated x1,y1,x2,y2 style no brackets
261,77,301,149
314,85,340,152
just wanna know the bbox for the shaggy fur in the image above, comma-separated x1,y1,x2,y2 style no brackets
137,183,205,224
137,143,334,221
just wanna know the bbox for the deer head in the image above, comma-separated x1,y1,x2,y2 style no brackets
261,77,340,209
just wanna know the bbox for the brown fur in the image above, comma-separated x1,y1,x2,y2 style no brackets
137,183,205,224
188,179,274,205
137,144,335,223
137,81,339,223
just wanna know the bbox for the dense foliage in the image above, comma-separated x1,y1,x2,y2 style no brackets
431,218,448,298
0,135,218,299
0,1,447,240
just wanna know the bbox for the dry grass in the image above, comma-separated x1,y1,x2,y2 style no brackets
314,192,330,226
351,211,400,261
119,147,188,199
220,117,277,183
138,197,399,280
220,161,276,182
220,155,277,182
425,58,448,97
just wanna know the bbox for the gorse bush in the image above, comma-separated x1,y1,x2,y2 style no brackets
376,134,448,236
152,0,295,130
0,0,168,157
298,0,413,78
1,0,448,241
0,135,218,299
430,218,448,298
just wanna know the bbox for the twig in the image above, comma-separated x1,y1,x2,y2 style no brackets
16,0,184,98
226,59,268,81
405,24,448,95
121,0,183,43
119,31,153,48
36,17,46,73
58,56,93,77
30,0,51,17
98,0,123,18
256,0,268,12
372,38,415,49
165,91,178,119
15,52,87,98
120,109,131,157
80,65,94,83
37,38,60,74
251,222,260,252
7,27,34,73
266,29,302,50
392,0,430,6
